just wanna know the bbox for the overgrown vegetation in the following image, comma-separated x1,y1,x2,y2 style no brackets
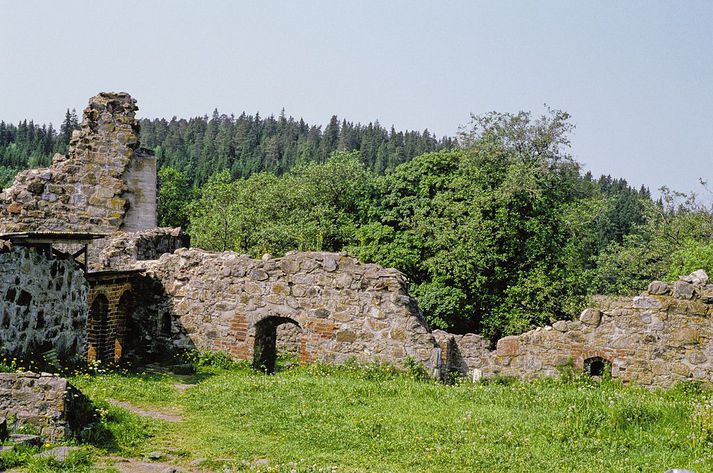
172,110,712,338
60,361,713,472
3,107,711,338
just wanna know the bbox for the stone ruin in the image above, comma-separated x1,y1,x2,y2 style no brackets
131,249,440,373
435,269,713,387
0,91,711,435
0,372,95,442
0,92,156,235
0,92,443,380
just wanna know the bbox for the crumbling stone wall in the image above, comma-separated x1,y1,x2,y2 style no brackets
0,372,94,441
95,227,189,271
0,92,153,234
136,248,441,371
0,246,88,359
441,270,713,387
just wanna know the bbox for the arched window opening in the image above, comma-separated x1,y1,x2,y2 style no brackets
253,316,301,374
584,356,611,377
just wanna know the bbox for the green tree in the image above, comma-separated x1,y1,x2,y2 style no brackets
157,166,192,228
188,152,374,256
351,110,586,337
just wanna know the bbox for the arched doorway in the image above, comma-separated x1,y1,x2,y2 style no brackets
114,291,136,361
253,316,301,373
88,294,110,362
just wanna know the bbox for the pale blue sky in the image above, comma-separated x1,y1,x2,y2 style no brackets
1,1,711,195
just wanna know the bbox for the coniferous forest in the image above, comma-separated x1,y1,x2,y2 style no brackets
1,108,711,338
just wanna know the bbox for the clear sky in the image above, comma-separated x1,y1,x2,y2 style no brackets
1,1,711,195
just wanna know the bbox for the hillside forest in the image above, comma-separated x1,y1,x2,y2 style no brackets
1,108,711,340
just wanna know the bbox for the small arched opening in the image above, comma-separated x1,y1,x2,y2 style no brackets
584,356,611,377
253,316,301,374
88,294,110,362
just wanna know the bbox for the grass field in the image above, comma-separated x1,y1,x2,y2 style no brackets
33,359,710,473
3,357,713,472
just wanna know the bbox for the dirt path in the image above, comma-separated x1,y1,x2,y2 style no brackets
97,456,206,472
106,399,183,423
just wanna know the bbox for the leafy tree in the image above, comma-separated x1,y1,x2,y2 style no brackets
188,152,374,256
188,170,240,251
350,110,588,336
588,187,713,294
666,240,713,279
157,166,192,228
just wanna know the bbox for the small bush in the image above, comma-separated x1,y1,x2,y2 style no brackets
404,356,431,382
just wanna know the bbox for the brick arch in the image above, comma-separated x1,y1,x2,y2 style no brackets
86,273,137,362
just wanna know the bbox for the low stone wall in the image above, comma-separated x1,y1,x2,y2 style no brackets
96,227,189,271
0,372,95,441
136,248,441,371
442,270,713,387
0,246,88,359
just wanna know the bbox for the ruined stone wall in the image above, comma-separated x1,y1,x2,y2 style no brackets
442,270,713,387
0,92,151,234
0,372,94,441
122,148,157,231
136,248,441,371
95,227,189,271
0,246,88,359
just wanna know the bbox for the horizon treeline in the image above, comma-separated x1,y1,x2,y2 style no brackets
0,109,80,187
139,110,457,185
0,109,455,188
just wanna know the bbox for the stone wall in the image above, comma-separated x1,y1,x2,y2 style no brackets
0,92,152,235
0,372,94,441
121,148,157,231
0,246,88,359
135,248,441,371
441,270,713,387
95,227,189,271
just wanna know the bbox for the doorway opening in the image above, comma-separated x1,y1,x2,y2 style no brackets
88,294,111,361
253,316,301,373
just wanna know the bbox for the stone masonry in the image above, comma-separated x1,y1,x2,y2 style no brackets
134,248,442,372
0,246,88,359
437,270,713,387
96,227,189,271
0,92,155,235
0,372,94,441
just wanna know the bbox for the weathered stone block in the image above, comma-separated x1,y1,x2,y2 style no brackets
633,296,663,309
579,308,602,326
647,281,670,295
496,336,520,357
673,281,695,300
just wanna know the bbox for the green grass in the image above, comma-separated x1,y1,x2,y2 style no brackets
63,362,713,472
